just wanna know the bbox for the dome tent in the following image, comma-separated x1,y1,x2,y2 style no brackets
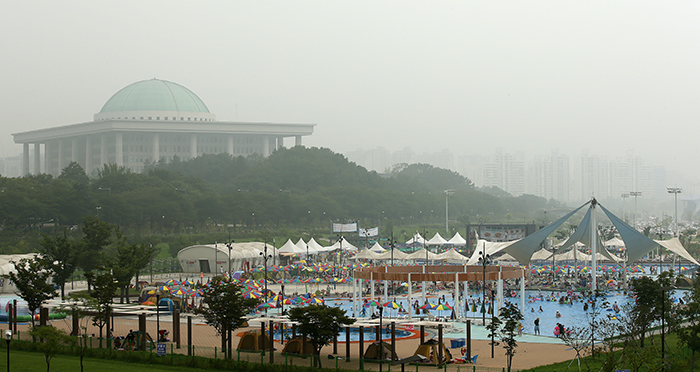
363,341,398,361
413,339,452,365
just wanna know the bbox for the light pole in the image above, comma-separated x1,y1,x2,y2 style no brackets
156,293,160,341
667,187,682,237
260,242,273,313
621,193,629,223
444,189,454,235
477,246,491,327
388,232,396,267
225,239,235,276
5,330,11,372
630,191,642,229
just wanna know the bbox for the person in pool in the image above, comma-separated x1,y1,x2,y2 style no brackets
534,318,540,335
538,306,543,312
556,310,562,318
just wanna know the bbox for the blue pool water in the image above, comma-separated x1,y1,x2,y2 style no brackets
274,326,412,342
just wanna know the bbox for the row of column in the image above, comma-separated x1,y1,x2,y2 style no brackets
22,133,298,176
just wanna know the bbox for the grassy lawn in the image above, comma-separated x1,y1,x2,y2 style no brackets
0,350,212,372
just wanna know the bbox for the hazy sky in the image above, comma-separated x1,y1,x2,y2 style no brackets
2,1,699,183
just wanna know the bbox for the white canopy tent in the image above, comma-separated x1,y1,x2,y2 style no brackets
436,248,468,263
369,242,386,253
325,239,358,252
446,232,467,246
427,233,448,246
306,238,326,253
278,239,307,256
374,248,410,260
530,247,553,261
405,232,427,246
406,248,440,261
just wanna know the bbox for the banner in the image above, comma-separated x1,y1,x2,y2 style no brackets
359,227,379,237
333,223,358,233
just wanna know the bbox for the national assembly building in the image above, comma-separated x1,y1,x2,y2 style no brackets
13,79,315,176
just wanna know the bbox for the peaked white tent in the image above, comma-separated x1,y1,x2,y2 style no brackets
436,248,468,262
605,237,625,248
278,239,307,256
353,249,379,260
369,242,386,253
325,239,358,252
530,247,553,261
446,232,467,246
427,233,448,246
375,248,410,260
406,248,440,260
306,238,325,253
406,232,427,245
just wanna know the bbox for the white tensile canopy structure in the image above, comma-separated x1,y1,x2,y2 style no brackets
654,237,700,265
437,248,468,263
375,248,410,260
427,233,448,246
406,248,441,261
605,237,626,248
446,232,467,246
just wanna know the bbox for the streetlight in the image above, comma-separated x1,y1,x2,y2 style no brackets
259,242,273,313
388,233,396,267
98,187,111,194
5,330,11,372
156,293,161,341
667,187,682,237
621,193,629,223
444,189,454,235
225,239,235,276
630,191,642,229
477,246,491,327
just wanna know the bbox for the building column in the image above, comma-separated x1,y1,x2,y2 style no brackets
22,143,29,176
190,134,197,159
115,132,123,167
33,143,41,174
44,142,51,175
278,136,284,149
57,140,64,172
85,137,92,174
262,136,270,157
71,137,78,163
295,135,302,146
227,135,234,155
100,134,106,168
152,133,160,162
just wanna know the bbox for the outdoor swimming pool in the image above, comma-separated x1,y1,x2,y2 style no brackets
273,326,414,342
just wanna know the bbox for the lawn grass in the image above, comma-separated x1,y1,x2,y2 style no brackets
0,350,211,372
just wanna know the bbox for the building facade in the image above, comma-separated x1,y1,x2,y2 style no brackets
13,79,315,176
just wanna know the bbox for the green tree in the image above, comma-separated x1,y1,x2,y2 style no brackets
629,271,674,347
197,276,258,358
78,216,112,292
675,278,700,369
85,268,118,348
38,231,78,299
494,302,524,372
29,325,73,372
2,257,56,326
106,228,156,303
288,304,354,368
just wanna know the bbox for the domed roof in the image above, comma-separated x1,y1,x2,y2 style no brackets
99,79,210,113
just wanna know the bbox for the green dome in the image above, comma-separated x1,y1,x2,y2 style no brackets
99,79,210,113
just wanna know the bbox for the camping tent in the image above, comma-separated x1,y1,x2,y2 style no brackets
363,341,398,361
237,330,273,351
281,338,314,355
413,339,452,365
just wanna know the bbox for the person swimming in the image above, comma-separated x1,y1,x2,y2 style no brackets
555,311,562,318
538,306,543,312
531,307,535,312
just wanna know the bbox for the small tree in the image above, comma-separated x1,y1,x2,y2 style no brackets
288,304,354,368
39,231,78,299
485,313,502,359
85,268,118,348
495,302,523,372
29,325,73,372
675,277,700,369
560,325,592,372
197,276,258,358
60,294,96,372
2,257,57,326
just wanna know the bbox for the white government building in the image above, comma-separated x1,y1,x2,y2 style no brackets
13,79,315,176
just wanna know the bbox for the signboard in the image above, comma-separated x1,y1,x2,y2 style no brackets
157,343,167,356
332,223,357,233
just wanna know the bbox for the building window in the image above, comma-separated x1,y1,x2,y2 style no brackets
157,117,160,120
164,117,168,120
148,117,152,120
